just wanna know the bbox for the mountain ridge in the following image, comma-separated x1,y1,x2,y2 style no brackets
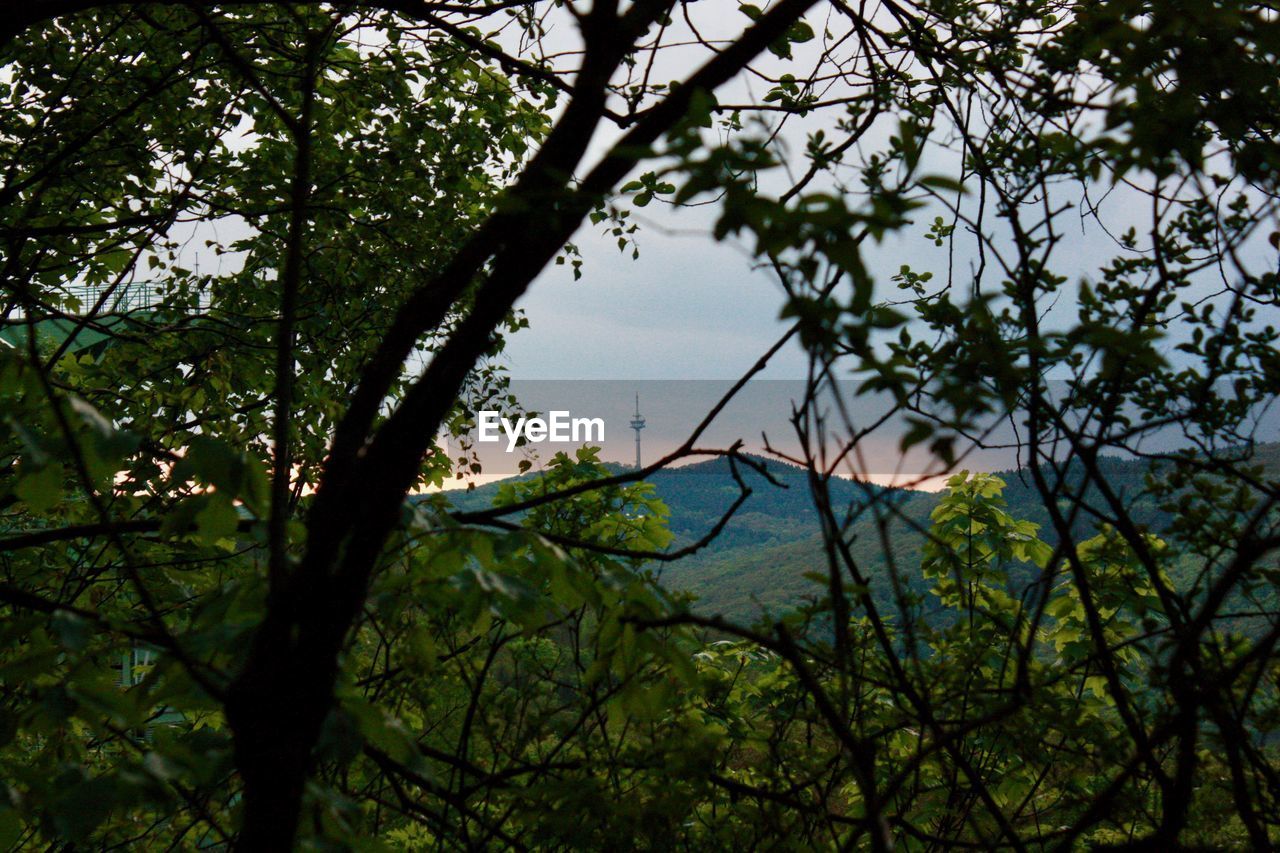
442,444,1280,621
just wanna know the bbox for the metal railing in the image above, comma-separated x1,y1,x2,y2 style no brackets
4,281,209,320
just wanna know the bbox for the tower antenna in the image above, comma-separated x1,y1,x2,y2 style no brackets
629,393,646,470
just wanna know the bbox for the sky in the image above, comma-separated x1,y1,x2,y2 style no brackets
159,6,1279,488
503,201,810,379
489,4,1278,392
497,4,835,381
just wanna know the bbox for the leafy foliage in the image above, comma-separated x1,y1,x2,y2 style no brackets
2,0,1280,848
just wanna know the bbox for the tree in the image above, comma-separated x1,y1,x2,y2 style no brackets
2,0,1280,849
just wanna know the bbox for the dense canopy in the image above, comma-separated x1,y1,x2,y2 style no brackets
1,0,1279,849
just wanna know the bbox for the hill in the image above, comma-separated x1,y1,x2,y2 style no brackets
646,457,934,618
443,454,934,620
441,444,1280,622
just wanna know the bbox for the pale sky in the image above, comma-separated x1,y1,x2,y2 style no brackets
504,202,811,379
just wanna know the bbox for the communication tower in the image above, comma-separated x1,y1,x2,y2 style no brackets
629,394,646,469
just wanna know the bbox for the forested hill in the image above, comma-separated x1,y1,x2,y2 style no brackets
443,454,933,619
643,457,933,618
664,446,1280,619
443,445,1280,621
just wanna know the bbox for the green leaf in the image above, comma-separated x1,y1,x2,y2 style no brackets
788,21,814,43
0,809,19,849
15,465,63,513
194,494,239,545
